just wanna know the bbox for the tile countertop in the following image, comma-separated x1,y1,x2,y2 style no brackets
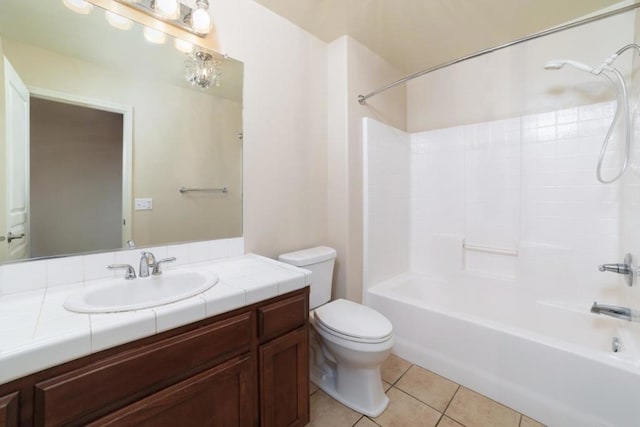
0,254,310,385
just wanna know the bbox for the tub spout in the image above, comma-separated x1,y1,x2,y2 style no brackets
591,302,634,321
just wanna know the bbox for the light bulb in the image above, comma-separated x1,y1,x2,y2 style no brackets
62,0,93,15
154,0,179,19
105,11,133,30
191,7,210,34
174,39,194,54
143,27,167,44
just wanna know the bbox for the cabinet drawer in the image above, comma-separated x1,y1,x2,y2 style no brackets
34,312,253,427
88,355,254,427
258,292,307,343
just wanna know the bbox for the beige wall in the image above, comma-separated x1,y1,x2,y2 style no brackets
211,0,329,259
407,12,636,132
327,36,406,301
2,38,242,249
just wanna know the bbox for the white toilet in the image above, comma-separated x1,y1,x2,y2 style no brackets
279,246,393,417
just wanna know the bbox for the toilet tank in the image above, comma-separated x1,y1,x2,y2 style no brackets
278,246,337,309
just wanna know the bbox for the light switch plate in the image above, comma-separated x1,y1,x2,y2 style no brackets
135,198,153,210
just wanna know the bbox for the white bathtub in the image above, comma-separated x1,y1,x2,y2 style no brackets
366,272,640,427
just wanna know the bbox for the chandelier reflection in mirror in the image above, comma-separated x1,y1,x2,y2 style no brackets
185,51,223,89
61,0,226,90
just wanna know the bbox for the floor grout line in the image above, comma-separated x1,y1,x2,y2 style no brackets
389,362,413,387
388,363,462,420
389,384,452,418
442,384,460,414
439,384,462,426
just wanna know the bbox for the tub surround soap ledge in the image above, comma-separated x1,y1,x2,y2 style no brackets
0,254,310,385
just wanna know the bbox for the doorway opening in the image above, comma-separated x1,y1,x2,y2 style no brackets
28,91,132,258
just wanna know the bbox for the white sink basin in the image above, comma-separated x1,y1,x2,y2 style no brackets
64,269,218,313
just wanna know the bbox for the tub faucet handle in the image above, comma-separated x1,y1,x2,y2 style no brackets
598,253,634,286
599,263,631,274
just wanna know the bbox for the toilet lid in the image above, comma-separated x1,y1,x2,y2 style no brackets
314,299,393,342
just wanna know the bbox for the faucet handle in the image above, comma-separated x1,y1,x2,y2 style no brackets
599,263,631,274
152,257,177,275
108,264,137,280
598,253,635,286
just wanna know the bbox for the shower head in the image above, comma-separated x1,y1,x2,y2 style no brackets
544,59,597,74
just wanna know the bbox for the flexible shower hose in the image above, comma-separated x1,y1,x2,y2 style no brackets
596,67,630,184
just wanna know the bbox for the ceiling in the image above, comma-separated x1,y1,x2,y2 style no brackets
255,0,629,74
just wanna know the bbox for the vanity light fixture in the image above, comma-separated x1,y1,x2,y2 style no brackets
62,0,93,15
105,10,134,30
185,51,223,89
143,26,167,44
113,0,211,36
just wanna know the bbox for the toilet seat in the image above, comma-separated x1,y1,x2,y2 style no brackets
314,299,393,344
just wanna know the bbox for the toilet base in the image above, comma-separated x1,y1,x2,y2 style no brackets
308,307,393,418
311,366,389,418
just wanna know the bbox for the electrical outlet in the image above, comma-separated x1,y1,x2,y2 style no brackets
135,198,153,210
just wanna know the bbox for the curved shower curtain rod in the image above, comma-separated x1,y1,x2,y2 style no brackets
357,2,640,105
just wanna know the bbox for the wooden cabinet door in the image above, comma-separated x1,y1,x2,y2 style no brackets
259,327,309,427
0,392,18,427
88,355,254,427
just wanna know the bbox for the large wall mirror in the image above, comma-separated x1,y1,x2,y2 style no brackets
0,0,243,264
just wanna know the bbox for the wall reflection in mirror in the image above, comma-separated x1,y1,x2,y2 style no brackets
0,0,243,264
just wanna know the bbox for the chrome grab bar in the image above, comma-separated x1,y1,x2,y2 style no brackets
179,186,227,194
463,242,518,256
7,231,25,243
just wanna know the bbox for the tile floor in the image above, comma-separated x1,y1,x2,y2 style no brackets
308,354,545,427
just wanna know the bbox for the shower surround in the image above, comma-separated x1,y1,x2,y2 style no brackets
365,102,624,299
362,100,640,426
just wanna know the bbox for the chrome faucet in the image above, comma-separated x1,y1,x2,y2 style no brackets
139,251,157,278
590,302,637,322
139,251,176,277
599,253,634,287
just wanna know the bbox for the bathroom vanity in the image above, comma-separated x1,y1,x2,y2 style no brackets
0,254,310,427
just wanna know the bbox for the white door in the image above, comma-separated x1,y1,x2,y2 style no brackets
3,57,29,260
